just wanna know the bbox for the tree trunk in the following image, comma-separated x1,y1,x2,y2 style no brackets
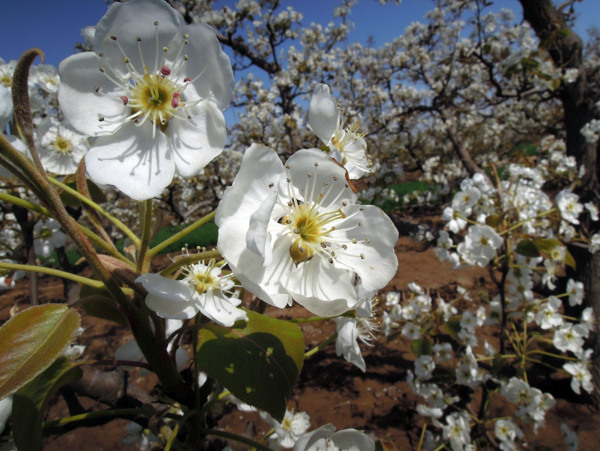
519,0,600,405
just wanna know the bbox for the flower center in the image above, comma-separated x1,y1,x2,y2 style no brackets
129,71,179,132
193,272,216,295
281,197,346,265
52,134,73,154
38,227,53,239
0,75,11,87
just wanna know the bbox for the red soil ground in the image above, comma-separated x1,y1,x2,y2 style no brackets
1,234,599,450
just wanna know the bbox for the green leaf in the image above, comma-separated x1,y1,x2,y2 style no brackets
533,237,561,254
13,358,82,451
79,296,128,326
0,304,81,400
515,239,540,258
196,310,304,421
443,319,461,340
564,248,576,270
411,337,432,358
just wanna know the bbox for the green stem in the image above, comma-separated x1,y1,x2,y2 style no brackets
305,332,338,358
43,407,142,429
147,211,216,259
48,177,140,247
0,261,104,288
0,191,51,215
164,421,181,451
137,199,153,274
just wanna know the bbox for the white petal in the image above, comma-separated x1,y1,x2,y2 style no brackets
169,100,226,177
246,191,277,261
0,85,13,130
286,256,359,316
285,148,356,209
145,293,198,319
332,205,398,292
85,122,174,200
197,291,248,327
136,273,193,302
165,24,235,110
308,83,338,144
58,52,126,136
93,0,183,77
216,145,283,287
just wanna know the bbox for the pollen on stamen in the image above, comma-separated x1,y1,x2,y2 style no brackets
184,77,191,82
161,65,171,76
121,96,129,105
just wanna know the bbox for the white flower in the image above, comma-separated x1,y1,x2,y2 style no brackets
309,83,371,179
33,218,67,258
215,145,398,317
0,84,13,131
334,310,377,372
414,355,435,380
566,279,584,306
35,117,90,175
293,424,375,451
261,409,310,449
563,361,593,394
136,261,247,325
556,190,583,225
457,224,503,267
29,64,61,94
58,0,234,200
535,296,563,329
561,423,578,451
494,419,522,445
442,412,471,451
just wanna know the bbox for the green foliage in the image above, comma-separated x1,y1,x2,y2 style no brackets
411,336,432,358
150,221,218,254
0,304,81,401
196,310,304,421
12,358,82,451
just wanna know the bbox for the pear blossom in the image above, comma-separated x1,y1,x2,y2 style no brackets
58,0,234,200
261,409,311,449
308,83,371,179
457,224,503,267
555,190,583,225
33,218,67,258
293,424,375,451
215,144,398,317
494,419,523,446
35,118,90,175
563,361,593,394
566,279,584,306
136,261,247,325
442,412,472,451
333,302,377,371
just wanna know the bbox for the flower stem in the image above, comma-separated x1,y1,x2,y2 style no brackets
147,211,216,259
305,332,338,358
48,177,140,247
137,199,153,274
0,261,104,288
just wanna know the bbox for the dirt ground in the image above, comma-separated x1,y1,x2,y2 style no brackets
1,234,600,450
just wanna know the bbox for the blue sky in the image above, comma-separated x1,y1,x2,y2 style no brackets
0,0,597,67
